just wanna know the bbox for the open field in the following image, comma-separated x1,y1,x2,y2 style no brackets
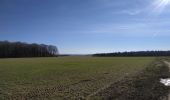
0,57,156,99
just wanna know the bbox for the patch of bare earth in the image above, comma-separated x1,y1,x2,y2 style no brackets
88,59,170,100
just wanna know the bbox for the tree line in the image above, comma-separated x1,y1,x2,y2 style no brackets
0,41,59,58
93,51,170,57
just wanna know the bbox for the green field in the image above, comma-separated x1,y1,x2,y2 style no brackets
0,57,155,99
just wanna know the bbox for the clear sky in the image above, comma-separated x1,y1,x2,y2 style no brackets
1,0,170,54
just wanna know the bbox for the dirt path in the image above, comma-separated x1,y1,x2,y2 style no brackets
88,60,170,100
163,61,170,100
164,61,170,71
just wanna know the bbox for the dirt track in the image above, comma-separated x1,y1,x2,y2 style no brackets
89,59,170,100
163,61,170,100
164,61,170,71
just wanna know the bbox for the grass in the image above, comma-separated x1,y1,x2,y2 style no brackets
91,58,170,100
0,57,155,99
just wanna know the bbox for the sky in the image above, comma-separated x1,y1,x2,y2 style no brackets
1,0,170,54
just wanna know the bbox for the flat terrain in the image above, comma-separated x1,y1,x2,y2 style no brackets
0,57,155,99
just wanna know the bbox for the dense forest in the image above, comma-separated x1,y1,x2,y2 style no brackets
0,41,59,58
93,51,170,57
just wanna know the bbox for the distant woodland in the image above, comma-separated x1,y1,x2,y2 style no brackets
0,41,58,58
93,51,170,57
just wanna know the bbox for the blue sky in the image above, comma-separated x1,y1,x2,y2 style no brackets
1,0,170,54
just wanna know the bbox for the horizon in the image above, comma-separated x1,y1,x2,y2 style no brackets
1,40,170,55
1,0,170,54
